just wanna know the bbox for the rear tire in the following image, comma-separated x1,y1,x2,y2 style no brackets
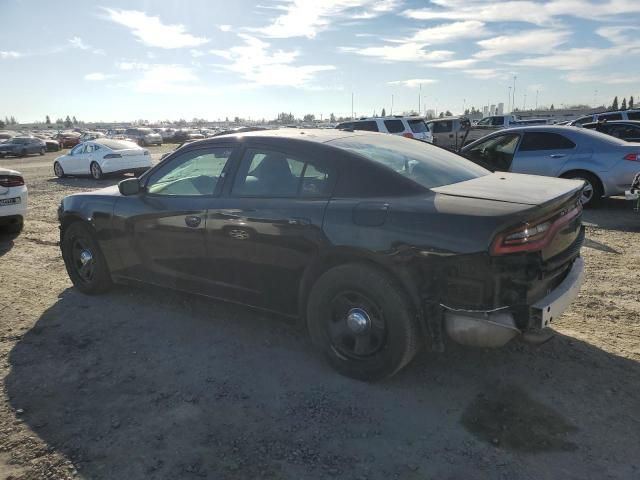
563,172,603,208
306,263,420,381
61,222,112,294
20,149,27,157
4,217,23,235
90,161,103,180
39,147,45,155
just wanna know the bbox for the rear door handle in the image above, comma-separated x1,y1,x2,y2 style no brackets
288,217,311,226
550,154,567,158
185,215,202,228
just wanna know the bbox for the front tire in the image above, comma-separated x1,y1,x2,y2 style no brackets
306,264,420,381
54,161,65,178
20,149,27,157
39,147,45,155
4,217,23,235
61,222,112,294
90,161,103,180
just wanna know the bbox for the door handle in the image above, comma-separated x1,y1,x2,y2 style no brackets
550,154,566,158
184,215,202,228
288,217,311,226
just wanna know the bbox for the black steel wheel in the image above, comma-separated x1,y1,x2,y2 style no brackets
307,263,420,381
61,222,112,294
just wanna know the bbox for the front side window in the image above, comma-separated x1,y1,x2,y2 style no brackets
429,121,453,133
70,144,83,155
573,116,593,125
465,134,520,171
627,111,640,120
384,119,404,133
476,117,492,126
599,113,623,121
408,119,429,133
232,148,331,197
146,147,233,196
519,132,576,151
491,117,505,126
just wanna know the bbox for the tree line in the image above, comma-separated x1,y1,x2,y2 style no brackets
609,96,634,111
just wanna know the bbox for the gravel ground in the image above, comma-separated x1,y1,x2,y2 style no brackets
1,148,639,480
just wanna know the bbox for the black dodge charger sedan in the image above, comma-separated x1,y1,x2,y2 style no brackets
58,130,585,380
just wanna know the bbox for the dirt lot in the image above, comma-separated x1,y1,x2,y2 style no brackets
1,148,639,480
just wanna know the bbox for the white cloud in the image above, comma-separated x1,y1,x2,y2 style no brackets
0,51,22,59
596,25,640,45
134,64,216,94
563,71,640,84
102,8,209,48
402,0,640,25
190,49,206,58
341,43,453,62
218,24,232,32
211,34,335,87
514,47,612,70
411,20,488,43
254,0,400,38
84,72,113,81
475,29,570,58
116,61,150,71
433,58,478,68
68,36,105,55
388,78,437,87
463,68,504,79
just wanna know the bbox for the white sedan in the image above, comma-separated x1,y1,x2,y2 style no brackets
53,139,153,180
0,167,27,234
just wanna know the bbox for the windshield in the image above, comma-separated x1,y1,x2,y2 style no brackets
329,134,489,189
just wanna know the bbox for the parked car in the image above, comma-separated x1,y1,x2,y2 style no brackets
336,116,433,143
0,167,27,234
153,128,176,142
463,115,520,144
426,117,471,150
79,131,106,143
625,172,640,209
125,128,163,146
0,137,46,157
34,135,61,152
58,129,585,380
569,109,640,126
460,126,640,206
55,133,81,148
53,139,153,180
581,120,640,143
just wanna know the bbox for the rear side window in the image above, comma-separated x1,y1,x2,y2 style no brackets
429,121,453,133
627,111,640,120
336,122,353,130
408,119,429,133
383,119,404,133
519,132,576,151
330,135,488,190
491,117,505,126
573,116,593,125
352,121,379,132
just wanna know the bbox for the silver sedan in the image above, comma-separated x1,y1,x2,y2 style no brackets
460,125,640,206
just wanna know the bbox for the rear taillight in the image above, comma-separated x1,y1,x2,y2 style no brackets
0,175,25,187
491,204,582,255
623,153,639,161
402,132,414,139
103,153,122,159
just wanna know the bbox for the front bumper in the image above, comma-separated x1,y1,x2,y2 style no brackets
444,257,585,347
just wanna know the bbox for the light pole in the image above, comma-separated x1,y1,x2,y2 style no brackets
391,94,394,116
523,94,527,111
512,76,517,112
351,92,354,120
508,86,512,113
535,90,539,110
418,84,421,115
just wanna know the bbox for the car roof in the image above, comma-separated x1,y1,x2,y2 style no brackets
583,120,640,126
206,128,370,144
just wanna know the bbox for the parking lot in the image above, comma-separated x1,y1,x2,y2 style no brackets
1,148,639,479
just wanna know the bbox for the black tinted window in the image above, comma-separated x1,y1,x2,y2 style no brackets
352,121,379,132
408,119,428,133
383,119,404,133
600,113,623,121
491,117,505,126
573,116,593,125
429,121,453,133
519,132,576,151
336,122,353,130
626,111,640,120
330,135,488,190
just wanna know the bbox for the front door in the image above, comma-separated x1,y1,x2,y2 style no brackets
463,133,521,172
112,145,236,295
207,145,335,314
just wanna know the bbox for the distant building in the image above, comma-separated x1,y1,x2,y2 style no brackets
497,103,504,115
426,109,436,119
482,106,489,117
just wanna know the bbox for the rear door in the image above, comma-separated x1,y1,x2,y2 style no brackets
66,144,87,173
511,131,577,176
206,142,335,314
463,133,521,171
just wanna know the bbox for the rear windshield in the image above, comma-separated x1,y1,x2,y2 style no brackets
329,134,488,189
408,119,429,133
137,128,153,134
95,139,139,150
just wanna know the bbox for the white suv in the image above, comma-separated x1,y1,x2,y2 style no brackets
570,109,640,126
336,117,433,143
0,168,27,234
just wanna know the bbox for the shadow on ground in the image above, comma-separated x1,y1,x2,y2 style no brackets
0,231,19,257
582,197,640,233
6,287,640,479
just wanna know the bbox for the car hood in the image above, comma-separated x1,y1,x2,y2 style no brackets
431,172,584,206
75,185,122,197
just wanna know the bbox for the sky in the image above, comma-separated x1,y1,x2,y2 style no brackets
1,0,640,123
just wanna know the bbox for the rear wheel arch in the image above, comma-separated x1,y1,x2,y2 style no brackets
298,250,424,323
560,169,605,204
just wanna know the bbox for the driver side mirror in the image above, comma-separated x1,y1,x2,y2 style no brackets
118,177,142,196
